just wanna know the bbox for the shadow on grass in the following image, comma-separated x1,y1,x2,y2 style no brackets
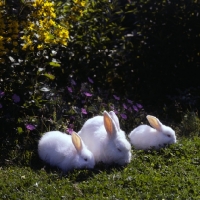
31,154,129,182
2,131,199,184
0,133,129,183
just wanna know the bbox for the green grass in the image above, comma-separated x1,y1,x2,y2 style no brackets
0,136,200,200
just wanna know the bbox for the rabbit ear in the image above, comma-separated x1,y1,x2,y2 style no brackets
109,111,120,131
72,132,82,152
103,111,117,136
146,115,162,131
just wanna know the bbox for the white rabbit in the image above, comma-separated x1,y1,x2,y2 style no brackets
38,131,95,172
78,111,131,165
128,115,176,150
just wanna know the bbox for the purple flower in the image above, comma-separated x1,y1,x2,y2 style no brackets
127,99,133,104
84,92,92,97
70,116,75,120
113,95,120,101
67,128,74,134
0,103,2,108
133,105,139,112
81,108,87,115
26,124,35,131
123,103,127,110
71,79,76,86
114,109,118,114
0,90,5,98
69,123,74,128
67,86,73,93
120,113,127,120
12,94,20,103
136,103,143,109
88,77,94,84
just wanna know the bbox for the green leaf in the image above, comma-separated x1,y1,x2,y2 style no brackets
44,73,55,80
17,127,23,134
49,62,61,67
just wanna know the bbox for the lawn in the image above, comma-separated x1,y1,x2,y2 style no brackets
1,136,199,199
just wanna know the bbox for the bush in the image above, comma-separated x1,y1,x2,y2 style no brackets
57,0,200,111
1,0,145,165
0,0,91,163
0,0,200,166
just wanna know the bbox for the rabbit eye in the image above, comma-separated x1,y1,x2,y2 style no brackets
117,148,122,152
167,134,171,138
84,158,88,161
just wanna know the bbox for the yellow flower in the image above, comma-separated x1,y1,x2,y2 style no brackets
60,39,67,46
32,0,43,7
49,19,56,26
44,2,52,7
44,32,53,43
0,1,5,6
37,44,44,50
60,29,69,38
8,0,80,50
79,10,83,16
81,1,86,6
22,44,28,50
21,35,27,40
50,12,56,18
27,40,33,46
39,20,44,26
28,23,35,31
7,37,12,42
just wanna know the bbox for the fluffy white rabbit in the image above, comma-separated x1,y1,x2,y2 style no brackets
78,111,131,165
38,131,95,172
129,115,176,150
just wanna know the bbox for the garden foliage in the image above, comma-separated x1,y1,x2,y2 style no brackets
0,0,200,165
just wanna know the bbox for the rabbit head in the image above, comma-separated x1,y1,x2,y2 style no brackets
71,132,95,169
146,115,176,145
103,111,131,165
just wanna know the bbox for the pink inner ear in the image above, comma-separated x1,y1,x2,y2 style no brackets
109,111,120,131
72,132,82,152
104,113,113,135
147,115,162,131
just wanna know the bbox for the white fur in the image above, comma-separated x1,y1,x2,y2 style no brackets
38,131,95,171
129,115,176,150
78,111,131,165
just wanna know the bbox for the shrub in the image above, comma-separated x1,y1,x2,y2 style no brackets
0,0,90,158
0,0,200,166
1,0,144,165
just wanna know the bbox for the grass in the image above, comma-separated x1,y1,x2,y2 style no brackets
0,136,200,200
